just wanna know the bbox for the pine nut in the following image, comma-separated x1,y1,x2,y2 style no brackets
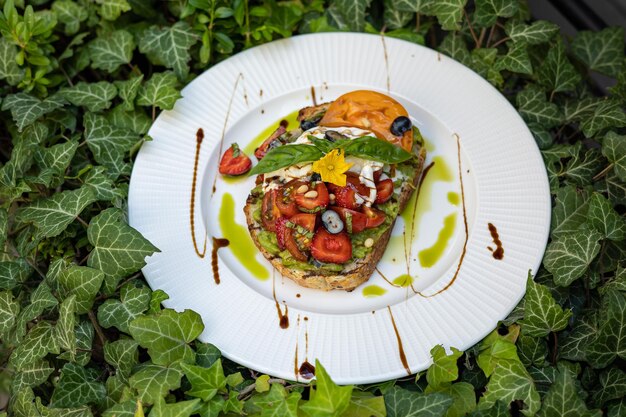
364,238,374,248
329,193,336,201
297,184,309,194
304,190,318,198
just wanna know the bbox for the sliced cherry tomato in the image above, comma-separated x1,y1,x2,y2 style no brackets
219,143,252,175
275,217,289,250
276,181,301,218
261,190,281,232
330,207,368,234
345,173,370,195
375,179,394,204
255,125,286,160
295,182,329,212
373,170,382,183
311,229,352,264
333,186,361,210
284,213,316,261
363,206,386,229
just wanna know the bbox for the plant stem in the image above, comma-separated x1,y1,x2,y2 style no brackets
486,24,497,48
415,13,420,32
89,310,108,347
593,163,614,181
491,36,511,48
463,9,480,47
237,378,286,400
477,28,486,47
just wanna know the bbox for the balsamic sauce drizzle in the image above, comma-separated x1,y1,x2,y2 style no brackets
310,86,317,106
211,238,229,284
380,34,391,93
190,128,208,258
488,223,504,260
387,306,411,375
272,270,289,329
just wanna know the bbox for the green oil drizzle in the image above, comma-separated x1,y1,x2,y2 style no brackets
418,212,457,268
447,192,460,205
243,110,300,156
393,274,414,287
362,285,387,297
219,193,269,280
423,136,435,153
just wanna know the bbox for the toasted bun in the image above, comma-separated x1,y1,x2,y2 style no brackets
244,146,426,291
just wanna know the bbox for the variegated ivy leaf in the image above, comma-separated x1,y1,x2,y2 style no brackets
0,209,6,251
384,386,453,417
244,383,302,417
58,265,104,314
136,71,182,111
0,290,19,338
129,362,184,405
107,106,151,135
478,360,540,416
550,185,590,238
83,113,137,178
516,86,562,128
104,339,139,381
114,74,143,111
517,334,547,367
14,283,58,341
477,336,520,378
538,364,601,417
149,397,200,417
300,360,354,417
84,166,126,202
571,27,624,78
0,37,23,85
11,360,55,392
473,0,518,28
384,4,412,30
0,122,49,188
469,48,503,87
389,0,431,13
88,30,135,73
50,363,107,408
426,345,463,389
587,192,626,241
0,259,32,290
139,22,198,80
494,41,532,75
59,81,118,112
560,313,597,361
98,282,151,333
504,20,559,45
538,39,581,94
71,321,95,366
51,0,88,35
436,383,475,417
602,131,626,182
438,32,471,66
128,309,204,366
102,400,137,417
563,148,603,187
591,368,626,407
427,0,467,31
601,169,626,206
179,359,226,402
519,275,572,337
580,99,626,138
10,322,60,371
87,209,159,292
1,93,65,131
585,290,626,368
96,0,131,20
55,294,77,359
33,139,78,188
331,0,372,32
563,97,601,122
543,227,602,286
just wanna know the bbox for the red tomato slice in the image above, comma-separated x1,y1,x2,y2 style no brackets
363,206,386,229
283,213,316,261
261,190,281,232
219,143,252,175
275,181,301,218
330,207,368,233
375,179,394,204
275,217,289,250
311,229,352,264
295,182,329,212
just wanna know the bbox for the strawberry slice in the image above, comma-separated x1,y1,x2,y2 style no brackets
219,143,252,175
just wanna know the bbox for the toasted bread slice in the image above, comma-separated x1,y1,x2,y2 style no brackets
244,146,426,291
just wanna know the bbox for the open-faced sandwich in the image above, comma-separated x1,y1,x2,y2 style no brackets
241,90,426,291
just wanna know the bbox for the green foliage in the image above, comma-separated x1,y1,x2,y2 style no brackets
1,0,625,415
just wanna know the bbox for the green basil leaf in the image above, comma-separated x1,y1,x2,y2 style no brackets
342,136,413,163
248,144,324,175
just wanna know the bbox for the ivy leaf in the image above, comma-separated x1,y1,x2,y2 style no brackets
559,313,597,361
571,27,624,77
587,192,626,241
427,0,467,31
107,106,151,135
585,290,626,368
426,345,463,389
551,185,590,238
52,0,88,35
16,186,96,238
300,360,353,417
137,71,182,111
11,360,54,392
10,322,60,371
179,359,226,402
149,289,170,314
602,131,626,182
244,383,302,417
479,360,540,416
87,208,159,291
0,259,31,290
331,0,372,32
0,37,23,85
473,0,518,28
1,93,65,131
33,139,78,188
477,338,520,378
538,364,601,417
102,400,137,417
96,0,131,20
505,20,559,45
580,99,626,138
129,309,204,366
98,282,151,332
519,275,572,337
563,97,601,122
494,42,532,74
84,113,136,177
438,382,476,417
58,266,104,314
517,334,547,367
73,321,95,366
438,32,471,66
0,290,19,338
104,339,139,381
384,386,453,417
591,368,626,407
149,397,200,417
389,0,430,13
0,209,7,251
84,166,127,202
114,74,144,111
129,363,183,405
50,362,107,408
543,227,602,286
563,148,603,186
516,86,562,128
538,39,581,94
13,283,58,341
55,294,77,359
89,30,135,73
139,22,198,80
60,81,118,112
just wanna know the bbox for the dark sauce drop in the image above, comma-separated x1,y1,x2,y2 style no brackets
279,119,289,128
488,223,504,260
298,361,315,379
310,86,317,106
296,293,301,298
272,271,289,329
190,128,208,258
387,306,411,375
211,238,229,284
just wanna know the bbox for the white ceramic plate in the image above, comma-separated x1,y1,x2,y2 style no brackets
128,33,550,384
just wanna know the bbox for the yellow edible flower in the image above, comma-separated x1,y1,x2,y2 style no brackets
312,149,353,186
